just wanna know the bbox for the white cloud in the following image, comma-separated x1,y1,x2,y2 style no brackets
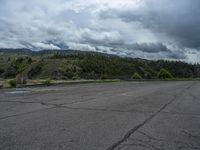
32,42,60,50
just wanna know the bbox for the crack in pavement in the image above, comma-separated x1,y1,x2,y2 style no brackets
189,93,200,105
0,98,150,120
138,131,164,142
2,96,169,121
125,130,200,150
1,83,199,121
0,107,54,120
0,100,65,120
160,111,200,117
105,83,194,150
56,105,155,114
124,139,163,150
0,100,53,105
182,130,200,138
124,137,200,150
1,82,191,121
105,96,177,150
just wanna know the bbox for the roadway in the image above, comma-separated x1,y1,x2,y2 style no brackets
0,81,200,150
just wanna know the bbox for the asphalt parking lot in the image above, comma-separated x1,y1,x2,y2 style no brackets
0,81,200,150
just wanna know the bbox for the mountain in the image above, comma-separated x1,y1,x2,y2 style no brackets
0,48,116,57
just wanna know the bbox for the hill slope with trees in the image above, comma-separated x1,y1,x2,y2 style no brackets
0,49,200,82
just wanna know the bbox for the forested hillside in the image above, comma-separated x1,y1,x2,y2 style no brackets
0,49,200,81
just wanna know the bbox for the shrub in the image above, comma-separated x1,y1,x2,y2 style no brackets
65,68,74,79
144,72,153,79
28,65,42,79
42,79,51,86
4,66,17,78
132,72,142,80
0,68,4,75
8,79,17,88
100,74,108,80
52,70,65,80
15,57,24,63
27,57,33,64
157,69,174,79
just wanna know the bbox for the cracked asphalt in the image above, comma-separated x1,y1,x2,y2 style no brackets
0,81,200,150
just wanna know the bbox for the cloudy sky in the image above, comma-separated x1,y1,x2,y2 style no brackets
0,0,200,62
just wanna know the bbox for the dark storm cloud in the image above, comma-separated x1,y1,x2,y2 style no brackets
125,43,170,53
80,33,186,59
100,0,200,49
83,37,170,53
81,32,172,53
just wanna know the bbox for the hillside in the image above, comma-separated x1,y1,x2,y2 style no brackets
0,49,200,81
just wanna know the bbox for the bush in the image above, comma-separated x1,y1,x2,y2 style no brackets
28,65,42,79
100,74,108,80
132,72,142,80
144,72,153,79
52,70,65,80
157,69,174,79
42,79,51,86
0,68,4,75
8,79,17,88
4,66,17,78
65,68,75,79
27,57,33,64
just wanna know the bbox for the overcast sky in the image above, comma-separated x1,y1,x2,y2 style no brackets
0,0,200,62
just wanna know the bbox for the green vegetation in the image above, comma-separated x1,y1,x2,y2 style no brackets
100,74,108,80
0,49,199,84
132,72,142,80
8,79,17,88
157,69,174,79
27,63,43,79
42,79,52,86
